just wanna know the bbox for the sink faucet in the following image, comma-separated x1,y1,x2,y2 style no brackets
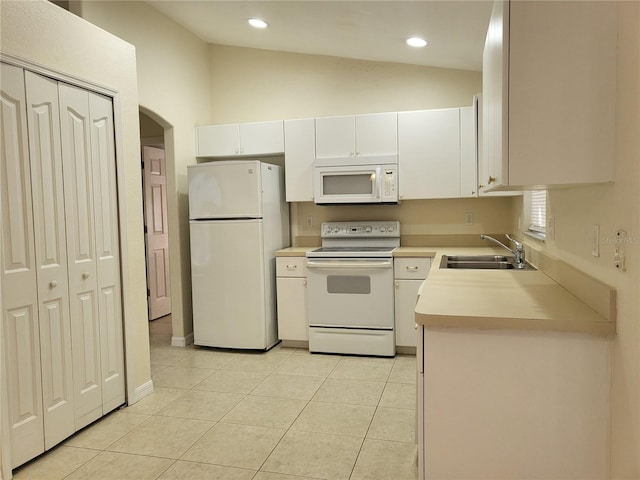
480,234,526,269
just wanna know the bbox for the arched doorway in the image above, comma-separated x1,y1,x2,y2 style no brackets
139,109,172,341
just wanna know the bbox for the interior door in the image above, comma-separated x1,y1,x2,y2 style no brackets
24,71,75,449
89,91,125,414
143,146,172,320
59,82,102,430
1,62,45,468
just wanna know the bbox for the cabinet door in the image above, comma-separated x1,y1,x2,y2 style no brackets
355,112,397,157
89,92,125,415
1,62,45,468
240,120,284,156
24,71,75,449
398,109,461,199
276,277,308,342
284,118,315,202
315,115,355,158
59,83,102,430
482,0,509,190
394,280,422,348
196,124,239,157
459,106,477,198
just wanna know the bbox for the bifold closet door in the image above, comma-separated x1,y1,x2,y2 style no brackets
24,71,76,449
1,63,45,468
59,82,124,429
89,92,125,415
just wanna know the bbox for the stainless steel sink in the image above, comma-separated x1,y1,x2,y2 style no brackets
445,255,509,262
440,255,536,270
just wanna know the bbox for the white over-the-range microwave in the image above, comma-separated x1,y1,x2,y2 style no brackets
313,155,399,205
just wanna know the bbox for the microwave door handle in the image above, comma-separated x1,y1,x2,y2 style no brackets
375,168,382,198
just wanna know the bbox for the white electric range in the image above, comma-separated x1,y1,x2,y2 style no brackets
305,221,400,357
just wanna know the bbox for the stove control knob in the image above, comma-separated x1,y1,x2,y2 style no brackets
387,225,395,232
380,226,386,232
333,227,340,233
365,226,372,233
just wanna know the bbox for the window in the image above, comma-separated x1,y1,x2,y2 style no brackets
525,190,547,240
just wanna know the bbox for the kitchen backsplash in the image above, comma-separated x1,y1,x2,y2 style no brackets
291,197,516,246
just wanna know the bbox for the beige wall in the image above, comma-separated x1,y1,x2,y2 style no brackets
511,3,640,477
209,44,482,123
0,0,149,471
74,0,212,343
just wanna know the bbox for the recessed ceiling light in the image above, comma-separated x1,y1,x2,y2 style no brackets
406,37,427,48
248,18,268,29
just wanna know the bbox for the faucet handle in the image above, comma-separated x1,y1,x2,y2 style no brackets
505,233,523,249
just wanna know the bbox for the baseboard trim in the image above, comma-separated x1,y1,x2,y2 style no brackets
132,380,154,404
171,332,194,347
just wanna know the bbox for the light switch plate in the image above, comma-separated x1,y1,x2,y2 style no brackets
592,225,600,257
465,212,474,226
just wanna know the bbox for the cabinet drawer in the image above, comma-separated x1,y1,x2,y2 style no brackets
394,258,431,279
276,257,307,277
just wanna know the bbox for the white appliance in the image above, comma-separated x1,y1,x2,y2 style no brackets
313,156,398,204
306,221,400,356
188,160,290,349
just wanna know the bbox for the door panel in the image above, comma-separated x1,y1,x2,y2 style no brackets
1,63,45,467
89,91,124,413
59,82,102,429
143,146,171,320
24,70,75,449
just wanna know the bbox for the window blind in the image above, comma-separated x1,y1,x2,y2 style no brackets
529,190,547,233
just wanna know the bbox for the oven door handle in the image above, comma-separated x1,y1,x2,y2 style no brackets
306,260,393,269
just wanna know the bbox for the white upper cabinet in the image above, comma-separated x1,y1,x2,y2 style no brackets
398,108,461,199
284,118,315,202
483,0,617,190
459,106,477,198
315,112,397,160
196,120,284,157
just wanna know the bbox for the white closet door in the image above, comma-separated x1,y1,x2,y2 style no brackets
24,71,75,449
89,92,125,414
59,83,102,430
0,63,45,467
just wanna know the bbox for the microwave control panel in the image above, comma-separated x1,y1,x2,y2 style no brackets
383,169,397,197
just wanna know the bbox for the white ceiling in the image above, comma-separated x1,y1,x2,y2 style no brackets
146,1,493,72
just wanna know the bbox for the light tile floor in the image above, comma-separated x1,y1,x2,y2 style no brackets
13,315,418,480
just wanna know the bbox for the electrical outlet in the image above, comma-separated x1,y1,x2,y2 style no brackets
465,212,474,226
306,216,313,228
547,217,555,240
591,225,600,257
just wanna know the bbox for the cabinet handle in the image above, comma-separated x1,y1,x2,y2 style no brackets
488,176,496,184
395,282,399,288
235,147,239,154
49,280,58,289
406,266,419,271
414,323,418,330
286,264,297,270
479,184,485,189
82,272,90,279
240,147,244,154
355,151,360,156
303,279,307,286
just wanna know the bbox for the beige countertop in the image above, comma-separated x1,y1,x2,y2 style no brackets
416,248,615,336
275,247,316,257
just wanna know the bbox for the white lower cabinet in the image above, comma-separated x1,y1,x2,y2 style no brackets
1,63,124,469
276,257,308,343
418,325,610,480
394,257,431,348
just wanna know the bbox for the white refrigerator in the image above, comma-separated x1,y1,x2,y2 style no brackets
188,160,290,349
